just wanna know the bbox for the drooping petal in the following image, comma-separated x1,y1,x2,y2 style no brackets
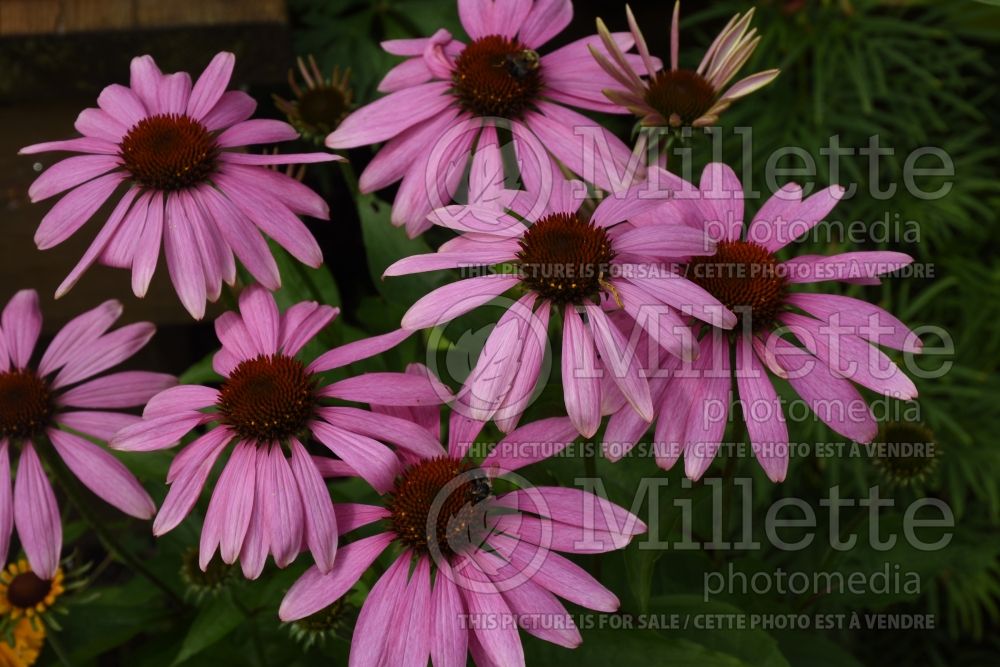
278,532,394,621
401,275,520,330
57,371,176,409
561,305,601,437
736,336,788,482
288,438,337,572
48,429,156,519
13,444,62,579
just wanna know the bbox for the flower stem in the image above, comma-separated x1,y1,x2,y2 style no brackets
33,437,185,606
43,625,73,666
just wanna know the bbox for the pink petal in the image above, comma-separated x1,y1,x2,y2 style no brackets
53,322,155,389
482,417,577,473
289,438,338,572
310,421,399,494
129,55,163,112
154,428,231,535
217,119,298,147
194,185,280,291
163,194,207,319
347,553,411,665
785,292,921,353
19,137,119,156
48,428,155,518
111,412,206,452
562,305,602,437
384,555,432,667
132,191,163,297
430,560,468,667
202,90,257,131
321,371,452,407
74,107,126,143
326,81,452,149
53,411,138,441
584,304,653,422
782,251,913,285
158,72,192,115
213,171,323,268
494,300,551,432
520,0,573,48
318,407,445,460
767,333,878,442
39,299,122,376
13,444,62,579
494,486,646,537
457,293,535,422
29,155,121,203
308,329,412,373
0,442,12,564
187,52,235,119
34,172,124,250
488,532,619,612
97,83,147,127
401,275,520,330
54,187,140,299
143,384,217,418
201,441,256,568
736,336,788,482
358,110,460,193
782,312,917,399
1,290,42,369
278,532,394,621
456,562,526,667
238,286,280,355
58,371,176,409
262,446,303,568
279,301,338,357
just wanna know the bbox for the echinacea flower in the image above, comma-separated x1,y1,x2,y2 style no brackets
0,290,170,579
327,0,654,236
279,403,646,667
273,55,354,144
20,52,339,319
0,559,65,622
593,3,779,129
111,287,452,579
385,146,735,437
606,163,921,482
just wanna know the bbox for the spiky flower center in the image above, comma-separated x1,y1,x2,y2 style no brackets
452,35,543,118
517,213,617,304
686,240,787,330
5,572,52,610
0,370,53,439
871,422,938,486
217,354,317,443
297,87,349,128
387,456,492,555
120,114,220,190
645,69,717,126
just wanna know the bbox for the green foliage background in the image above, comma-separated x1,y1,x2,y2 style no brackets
33,1,1000,665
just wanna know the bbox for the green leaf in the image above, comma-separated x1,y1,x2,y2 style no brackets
357,193,446,308
172,595,244,665
525,631,746,666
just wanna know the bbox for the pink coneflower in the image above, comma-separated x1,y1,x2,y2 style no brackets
20,52,339,319
111,286,452,578
326,0,655,237
0,289,173,578
385,147,735,438
279,403,646,666
593,3,779,129
606,163,921,482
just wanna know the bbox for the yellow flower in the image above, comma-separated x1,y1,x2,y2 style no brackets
0,617,45,667
0,561,64,621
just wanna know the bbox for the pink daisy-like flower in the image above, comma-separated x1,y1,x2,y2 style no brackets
111,287,452,579
593,3,779,128
20,52,339,319
279,401,646,666
0,290,173,578
385,142,735,438
327,0,656,236
606,163,921,482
